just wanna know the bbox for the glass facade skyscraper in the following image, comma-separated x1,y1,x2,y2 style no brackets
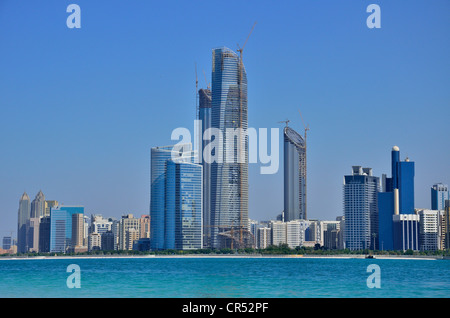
166,160,203,250
283,126,307,221
378,146,416,250
150,143,202,250
210,47,249,248
431,183,449,211
343,166,379,250
49,206,84,253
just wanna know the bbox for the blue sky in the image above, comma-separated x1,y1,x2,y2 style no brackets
0,0,449,237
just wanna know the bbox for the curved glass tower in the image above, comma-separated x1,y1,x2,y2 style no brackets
284,126,307,221
210,47,248,248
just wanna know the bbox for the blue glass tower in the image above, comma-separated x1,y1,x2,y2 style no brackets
431,183,449,210
378,146,416,250
150,143,192,250
49,206,84,253
166,160,203,250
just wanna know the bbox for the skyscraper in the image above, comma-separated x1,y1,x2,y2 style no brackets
17,192,31,253
150,143,192,250
378,146,416,250
283,125,307,221
431,183,449,211
343,166,379,250
210,47,250,249
166,159,203,250
50,206,84,253
30,190,45,218
198,88,212,248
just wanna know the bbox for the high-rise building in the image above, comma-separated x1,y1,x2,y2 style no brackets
431,183,449,211
393,214,419,251
150,143,193,250
139,215,150,239
343,166,379,250
49,206,84,253
378,146,416,250
39,216,51,253
30,190,45,218
283,125,307,221
417,209,441,251
17,192,31,253
45,200,59,217
444,200,450,249
27,217,40,252
71,213,86,252
166,159,203,250
210,47,250,249
2,236,12,250
88,232,101,251
119,214,140,251
198,87,212,248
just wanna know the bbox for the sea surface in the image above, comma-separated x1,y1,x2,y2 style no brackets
0,256,449,298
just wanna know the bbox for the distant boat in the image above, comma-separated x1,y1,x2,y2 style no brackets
365,254,374,259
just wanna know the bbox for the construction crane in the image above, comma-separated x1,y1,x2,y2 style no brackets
237,22,257,247
278,119,290,127
202,69,210,90
195,63,199,120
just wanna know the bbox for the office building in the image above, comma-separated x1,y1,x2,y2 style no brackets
392,214,419,251
2,236,12,250
39,216,51,253
71,213,87,252
166,158,203,250
417,209,441,251
17,192,31,253
49,206,84,253
378,146,416,250
284,125,307,221
30,190,46,218
444,200,450,249
343,166,379,250
431,183,449,211
101,231,115,251
210,47,250,249
150,143,192,250
139,215,150,239
91,215,112,235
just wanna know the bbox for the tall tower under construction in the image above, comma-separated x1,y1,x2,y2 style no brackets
284,125,307,221
210,47,252,249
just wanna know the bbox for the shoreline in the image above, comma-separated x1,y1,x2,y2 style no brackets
0,254,444,261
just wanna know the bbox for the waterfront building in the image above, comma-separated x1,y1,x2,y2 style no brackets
431,183,449,211
119,214,140,250
49,206,84,253
284,126,307,221
444,200,450,249
417,209,441,251
2,236,12,250
210,47,250,249
256,227,272,249
44,200,58,217
30,190,45,218
71,213,87,252
198,87,212,248
343,166,379,250
166,158,203,250
39,216,50,252
91,215,113,235
150,143,192,250
392,214,419,251
27,217,40,252
101,231,115,251
17,192,31,253
378,146,416,250
139,215,150,239
88,232,101,251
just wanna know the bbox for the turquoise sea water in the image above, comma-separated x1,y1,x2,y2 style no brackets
0,257,449,298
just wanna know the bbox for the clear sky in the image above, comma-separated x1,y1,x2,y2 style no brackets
0,0,449,238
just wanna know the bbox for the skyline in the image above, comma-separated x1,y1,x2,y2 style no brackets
1,0,449,237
